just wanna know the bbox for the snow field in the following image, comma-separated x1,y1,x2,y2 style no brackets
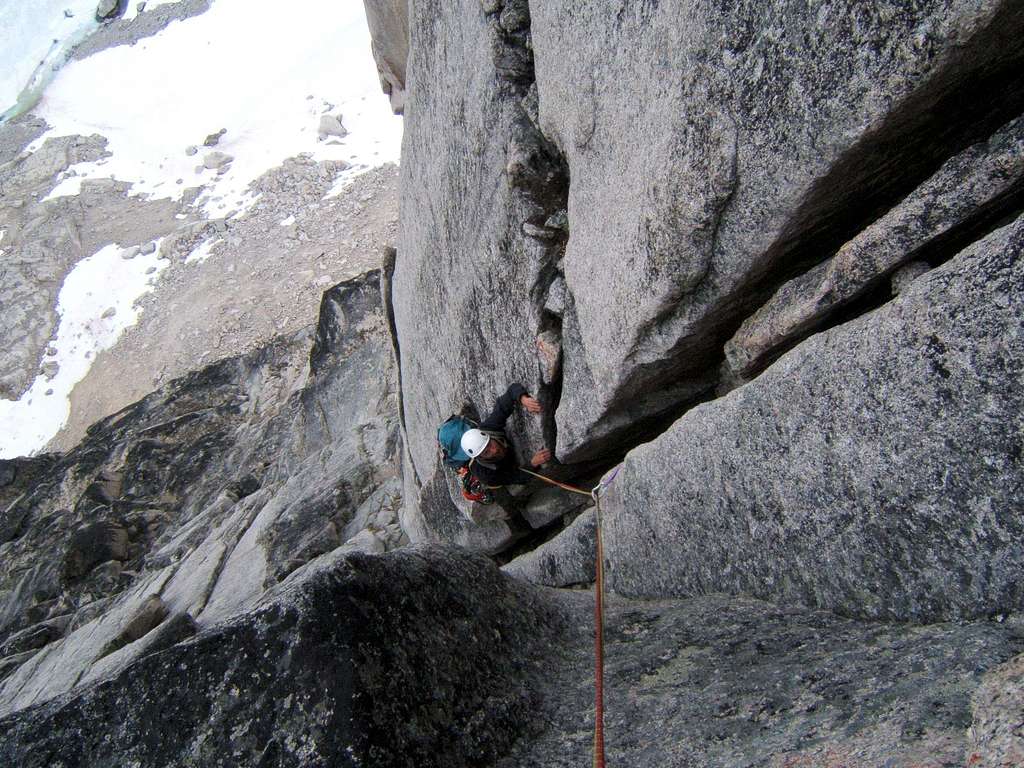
27,0,402,217
0,244,170,459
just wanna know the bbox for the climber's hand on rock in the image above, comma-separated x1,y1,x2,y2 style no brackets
531,448,552,467
520,394,542,414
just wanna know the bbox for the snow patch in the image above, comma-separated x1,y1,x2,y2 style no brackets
24,0,402,216
0,242,169,458
279,215,296,227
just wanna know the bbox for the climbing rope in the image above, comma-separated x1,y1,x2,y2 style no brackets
591,485,607,768
589,465,619,768
517,463,622,766
518,467,593,496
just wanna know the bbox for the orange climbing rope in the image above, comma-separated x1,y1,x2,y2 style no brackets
518,464,621,767
518,467,593,496
449,409,623,758
592,486,607,768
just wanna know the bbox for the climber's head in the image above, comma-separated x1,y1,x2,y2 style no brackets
461,429,505,460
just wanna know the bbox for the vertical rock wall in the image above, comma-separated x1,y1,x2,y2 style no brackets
394,0,1024,622
529,0,1024,460
394,0,568,551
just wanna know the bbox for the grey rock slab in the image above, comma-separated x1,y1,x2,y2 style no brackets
602,214,1024,622
79,610,196,687
966,651,1024,766
529,0,1024,459
726,114,1024,377
503,507,596,587
0,567,173,717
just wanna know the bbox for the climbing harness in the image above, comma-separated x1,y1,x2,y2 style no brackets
519,464,622,767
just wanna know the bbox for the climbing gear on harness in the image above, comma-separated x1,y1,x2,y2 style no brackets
437,416,498,504
456,463,494,505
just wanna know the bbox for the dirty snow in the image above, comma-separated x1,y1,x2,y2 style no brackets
26,0,402,216
0,244,169,458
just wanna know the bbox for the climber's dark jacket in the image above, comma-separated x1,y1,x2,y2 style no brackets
469,383,534,487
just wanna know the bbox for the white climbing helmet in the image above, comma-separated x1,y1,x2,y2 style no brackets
460,428,490,458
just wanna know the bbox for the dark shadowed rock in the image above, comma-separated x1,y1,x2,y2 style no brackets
63,521,130,581
0,547,569,767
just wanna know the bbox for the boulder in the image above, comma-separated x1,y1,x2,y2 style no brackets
318,114,348,139
94,0,124,22
602,215,1024,622
0,547,568,767
202,151,232,170
503,508,596,587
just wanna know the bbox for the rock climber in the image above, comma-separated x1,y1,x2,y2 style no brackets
460,383,552,488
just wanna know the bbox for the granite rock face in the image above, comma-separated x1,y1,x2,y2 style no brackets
602,216,1024,622
4,547,1021,767
0,272,402,715
386,2,1024,758
393,0,569,552
530,0,1024,459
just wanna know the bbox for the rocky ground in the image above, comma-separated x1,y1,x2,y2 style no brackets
0,0,401,456
49,161,398,450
